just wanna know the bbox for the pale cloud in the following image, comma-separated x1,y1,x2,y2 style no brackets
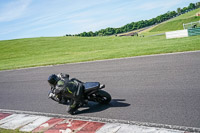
0,0,32,22
136,0,183,11
0,0,199,40
70,16,127,33
8,1,112,32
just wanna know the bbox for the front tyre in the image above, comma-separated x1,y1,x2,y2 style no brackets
95,90,111,104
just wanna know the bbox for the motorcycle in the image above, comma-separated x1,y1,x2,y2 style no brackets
83,82,111,104
48,82,111,106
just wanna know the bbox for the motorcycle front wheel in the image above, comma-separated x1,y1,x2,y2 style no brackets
95,90,111,104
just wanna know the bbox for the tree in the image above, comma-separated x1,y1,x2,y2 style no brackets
98,33,103,36
177,8,182,15
181,7,188,13
188,3,196,10
196,2,200,8
169,11,177,18
115,28,122,34
88,31,94,37
149,18,157,25
80,32,88,37
74,2,199,37
126,24,133,31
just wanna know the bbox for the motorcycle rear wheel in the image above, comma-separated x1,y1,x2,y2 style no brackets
95,90,111,104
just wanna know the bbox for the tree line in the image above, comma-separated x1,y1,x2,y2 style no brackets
66,2,200,37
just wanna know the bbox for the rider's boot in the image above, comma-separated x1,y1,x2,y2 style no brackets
100,84,105,89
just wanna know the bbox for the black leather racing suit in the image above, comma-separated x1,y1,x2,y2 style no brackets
52,74,85,114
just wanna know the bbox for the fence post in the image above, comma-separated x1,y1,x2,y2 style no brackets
183,24,185,29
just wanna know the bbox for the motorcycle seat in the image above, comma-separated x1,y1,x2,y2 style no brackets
83,82,100,90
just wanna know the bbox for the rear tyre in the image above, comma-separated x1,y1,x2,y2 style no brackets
95,90,111,104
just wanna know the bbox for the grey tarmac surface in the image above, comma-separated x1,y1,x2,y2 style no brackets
0,51,200,129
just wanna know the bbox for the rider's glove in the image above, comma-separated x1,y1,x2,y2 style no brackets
48,92,55,98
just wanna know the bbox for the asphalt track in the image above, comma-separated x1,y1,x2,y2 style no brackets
0,51,200,129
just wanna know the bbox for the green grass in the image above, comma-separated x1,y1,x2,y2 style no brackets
172,8,200,20
1,8,200,71
150,16,200,32
0,35,200,70
140,8,200,36
0,128,28,133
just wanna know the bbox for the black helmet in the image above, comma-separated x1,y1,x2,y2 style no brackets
48,74,59,86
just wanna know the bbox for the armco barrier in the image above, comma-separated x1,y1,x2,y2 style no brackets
188,27,200,36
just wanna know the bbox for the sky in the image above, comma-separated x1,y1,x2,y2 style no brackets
0,0,199,40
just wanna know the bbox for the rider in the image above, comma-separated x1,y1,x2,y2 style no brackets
48,73,85,115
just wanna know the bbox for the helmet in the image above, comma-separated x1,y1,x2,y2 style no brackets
48,74,59,86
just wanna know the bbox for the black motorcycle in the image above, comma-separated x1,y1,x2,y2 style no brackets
83,82,111,104
49,82,111,105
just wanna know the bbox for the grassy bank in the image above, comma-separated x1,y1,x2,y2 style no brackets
150,16,200,32
1,8,200,71
0,35,200,70
140,8,200,36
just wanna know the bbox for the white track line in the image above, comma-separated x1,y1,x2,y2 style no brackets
19,116,51,132
0,114,39,130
